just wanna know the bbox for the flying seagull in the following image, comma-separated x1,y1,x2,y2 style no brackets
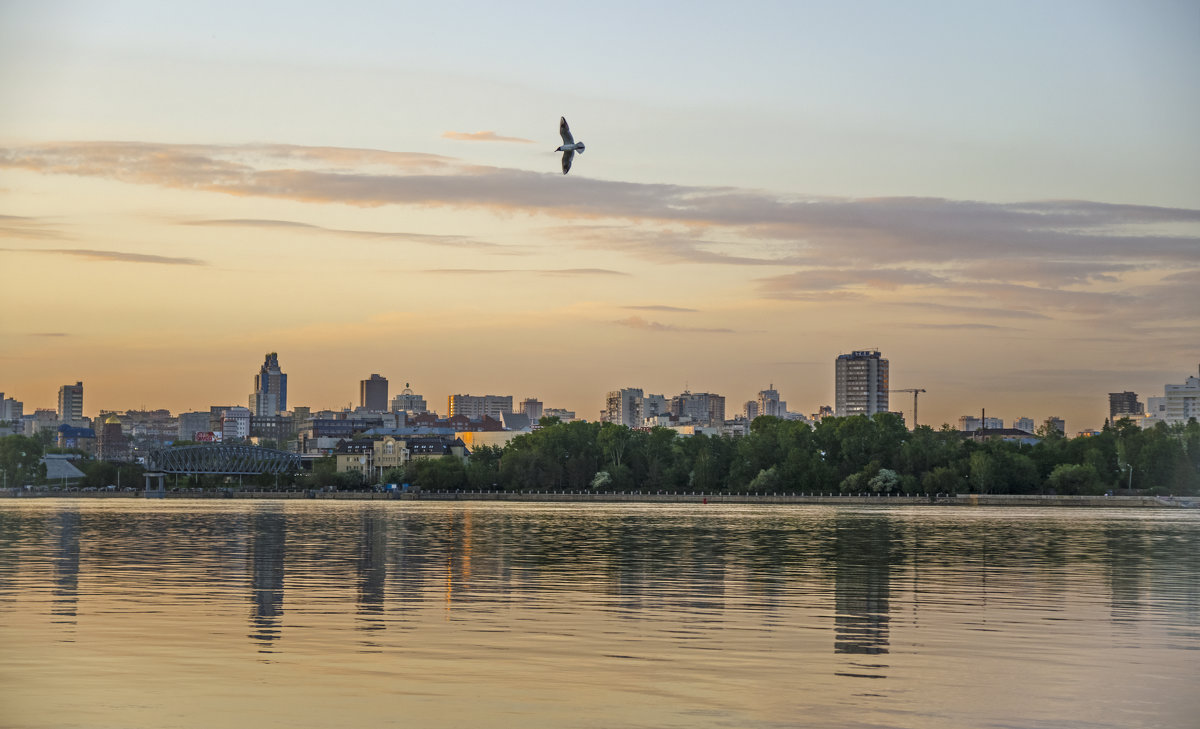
555,116,585,175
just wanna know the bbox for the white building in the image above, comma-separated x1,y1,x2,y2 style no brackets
1144,365,1200,427
1013,417,1035,434
222,406,251,441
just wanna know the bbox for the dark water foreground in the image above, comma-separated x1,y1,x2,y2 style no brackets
1,501,1197,729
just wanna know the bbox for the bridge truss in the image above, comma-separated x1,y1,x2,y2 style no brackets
147,444,301,475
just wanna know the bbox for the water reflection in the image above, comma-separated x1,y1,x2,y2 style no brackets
356,507,387,637
832,517,891,659
1,502,1199,729
51,509,80,631
248,507,285,650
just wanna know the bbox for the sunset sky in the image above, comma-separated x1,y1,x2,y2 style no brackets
2,1,1198,432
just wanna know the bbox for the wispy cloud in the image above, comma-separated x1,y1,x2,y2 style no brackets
2,140,1197,335
0,214,66,240
29,332,70,337
624,305,700,313
2,247,205,265
182,218,512,251
615,316,734,333
442,131,535,144
422,267,629,277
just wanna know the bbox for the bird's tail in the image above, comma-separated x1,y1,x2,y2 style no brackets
576,142,585,154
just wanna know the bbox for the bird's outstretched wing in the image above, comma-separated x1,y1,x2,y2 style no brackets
561,149,574,175
559,117,574,145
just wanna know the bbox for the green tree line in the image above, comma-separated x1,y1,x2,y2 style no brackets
5,415,1197,495
396,415,1199,495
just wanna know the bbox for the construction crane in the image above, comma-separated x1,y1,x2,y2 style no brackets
890,388,927,428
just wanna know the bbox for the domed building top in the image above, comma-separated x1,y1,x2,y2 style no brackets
104,414,122,425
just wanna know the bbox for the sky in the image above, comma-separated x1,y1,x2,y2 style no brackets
1,0,1198,432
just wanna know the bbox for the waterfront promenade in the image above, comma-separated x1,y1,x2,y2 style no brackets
2,488,1194,508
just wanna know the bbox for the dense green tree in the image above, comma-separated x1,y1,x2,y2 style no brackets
0,435,46,487
462,415,1199,496
1045,463,1104,495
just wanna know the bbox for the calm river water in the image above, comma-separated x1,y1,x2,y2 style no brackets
0,500,1197,728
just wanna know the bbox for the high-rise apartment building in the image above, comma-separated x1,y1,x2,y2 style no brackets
1013,417,1035,434
1108,391,1143,423
670,391,726,427
744,401,759,420
0,393,23,424
602,388,644,428
1043,416,1066,435
58,381,84,424
448,394,512,420
391,384,428,414
835,350,889,417
360,374,389,412
250,353,287,416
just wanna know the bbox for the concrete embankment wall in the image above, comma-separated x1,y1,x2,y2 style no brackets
2,490,1191,507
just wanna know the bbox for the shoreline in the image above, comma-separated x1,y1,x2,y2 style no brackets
3,489,1196,508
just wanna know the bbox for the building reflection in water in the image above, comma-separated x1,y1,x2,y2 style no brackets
832,517,891,679
52,509,80,633
356,507,387,638
248,507,285,651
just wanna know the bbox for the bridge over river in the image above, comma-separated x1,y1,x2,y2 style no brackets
143,444,302,491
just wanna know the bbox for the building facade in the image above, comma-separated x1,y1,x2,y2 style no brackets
391,384,428,414
250,353,287,416
757,385,786,419
602,388,644,429
177,411,212,441
448,394,513,420
58,381,84,425
1144,366,1200,427
360,374,389,412
222,406,252,441
835,350,889,417
1013,417,1035,434
518,397,544,422
0,393,23,424
1108,391,1143,423
670,391,726,427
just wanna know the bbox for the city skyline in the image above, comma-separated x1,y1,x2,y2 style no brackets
7,356,1199,435
2,3,1197,433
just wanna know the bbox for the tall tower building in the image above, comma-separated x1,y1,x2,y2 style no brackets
58,381,84,424
835,350,889,417
360,374,389,412
251,353,287,416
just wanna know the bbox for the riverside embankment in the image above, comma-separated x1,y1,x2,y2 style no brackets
3,489,1196,507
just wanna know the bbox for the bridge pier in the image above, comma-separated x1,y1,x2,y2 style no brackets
144,471,167,498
